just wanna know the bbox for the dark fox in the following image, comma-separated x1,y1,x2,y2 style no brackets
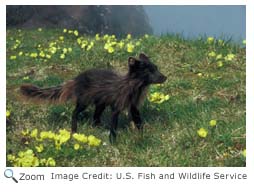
20,53,167,143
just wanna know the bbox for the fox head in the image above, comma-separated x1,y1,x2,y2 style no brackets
128,53,167,85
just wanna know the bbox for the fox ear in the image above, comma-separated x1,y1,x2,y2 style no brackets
128,57,137,66
139,53,149,61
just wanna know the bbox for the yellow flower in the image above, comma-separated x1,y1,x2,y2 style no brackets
35,144,44,153
197,128,208,138
148,92,170,104
63,29,67,33
68,30,73,34
135,41,141,46
217,61,223,67
118,41,124,49
224,53,235,61
15,149,39,167
6,110,11,117
68,47,72,52
127,43,134,53
242,149,246,157
7,154,16,161
73,133,88,143
46,54,51,59
144,34,149,39
74,30,79,36
38,28,42,32
127,34,132,39
30,52,38,58
30,129,38,138
60,54,65,59
197,72,203,77
74,143,80,150
21,129,29,136
103,34,109,40
18,51,23,56
49,47,57,54
10,55,17,60
39,51,45,58
95,34,100,41
46,157,56,167
209,119,217,127
218,39,224,46
58,129,71,144
63,48,68,54
207,37,214,44
88,135,101,147
208,51,216,57
107,46,114,53
59,36,64,41
216,54,222,60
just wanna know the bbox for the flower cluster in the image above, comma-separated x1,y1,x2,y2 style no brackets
7,149,56,167
7,128,102,167
148,92,170,104
197,119,217,138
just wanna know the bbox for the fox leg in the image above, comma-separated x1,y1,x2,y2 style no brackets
71,101,87,133
93,103,106,125
109,110,120,144
130,105,142,131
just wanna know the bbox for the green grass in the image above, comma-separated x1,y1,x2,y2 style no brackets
6,28,246,167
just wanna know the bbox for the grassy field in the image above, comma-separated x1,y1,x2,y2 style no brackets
6,28,246,167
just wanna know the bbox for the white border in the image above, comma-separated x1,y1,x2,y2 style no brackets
1,0,252,191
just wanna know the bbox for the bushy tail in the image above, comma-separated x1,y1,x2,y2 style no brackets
20,80,76,103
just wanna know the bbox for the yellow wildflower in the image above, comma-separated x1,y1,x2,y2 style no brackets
216,54,222,60
197,127,208,138
217,61,223,67
10,55,17,60
60,54,65,59
30,129,38,138
7,154,16,161
59,36,64,41
39,51,45,58
242,149,246,157
46,157,56,167
63,29,67,33
224,53,235,61
35,144,44,153
30,53,38,58
63,48,68,54
73,133,88,143
207,37,214,44
68,47,72,52
107,46,114,53
74,143,80,150
127,43,134,53
144,34,149,39
74,30,79,36
6,110,11,118
127,34,132,39
95,34,100,41
148,92,170,104
208,51,216,57
88,135,101,147
209,120,217,127
18,51,23,56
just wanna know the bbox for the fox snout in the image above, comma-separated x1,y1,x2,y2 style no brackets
152,72,167,84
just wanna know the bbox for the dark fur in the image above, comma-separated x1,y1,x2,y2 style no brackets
20,53,167,143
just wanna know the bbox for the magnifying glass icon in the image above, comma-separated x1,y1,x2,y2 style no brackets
4,169,18,183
